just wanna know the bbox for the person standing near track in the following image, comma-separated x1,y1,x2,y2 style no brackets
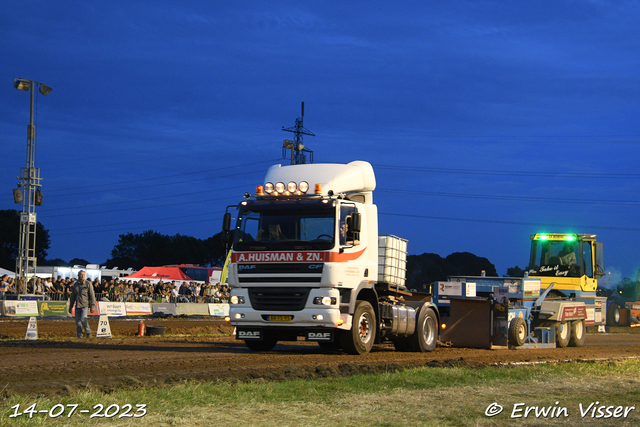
68,270,96,338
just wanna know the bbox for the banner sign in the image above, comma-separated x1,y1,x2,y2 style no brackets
13,300,39,316
125,302,152,316
38,301,70,317
208,303,230,317
2,300,17,316
69,304,100,317
176,303,210,316
98,301,127,317
152,303,177,317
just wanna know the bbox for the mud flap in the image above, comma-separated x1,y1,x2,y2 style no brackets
236,328,263,340
306,330,333,342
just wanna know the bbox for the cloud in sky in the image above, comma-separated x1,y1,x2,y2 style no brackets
1,1,639,278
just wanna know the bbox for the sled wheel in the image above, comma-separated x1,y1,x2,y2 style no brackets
508,317,528,347
607,303,620,326
556,321,571,348
569,319,585,347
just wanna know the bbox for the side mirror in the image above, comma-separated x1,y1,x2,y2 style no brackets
350,213,361,233
222,212,231,233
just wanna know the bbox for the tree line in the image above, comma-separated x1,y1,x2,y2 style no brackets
0,209,228,271
405,252,497,290
0,208,600,288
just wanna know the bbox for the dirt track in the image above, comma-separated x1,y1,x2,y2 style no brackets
1,317,640,397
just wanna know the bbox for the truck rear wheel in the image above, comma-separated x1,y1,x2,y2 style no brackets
392,337,412,352
508,317,528,347
244,335,278,352
556,322,571,348
341,300,375,355
409,306,438,352
569,319,585,347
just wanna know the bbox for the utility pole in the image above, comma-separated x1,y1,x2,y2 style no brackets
282,102,315,165
13,78,52,294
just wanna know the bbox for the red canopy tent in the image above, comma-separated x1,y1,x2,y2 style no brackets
123,266,194,282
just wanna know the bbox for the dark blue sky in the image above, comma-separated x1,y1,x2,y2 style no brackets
2,1,639,283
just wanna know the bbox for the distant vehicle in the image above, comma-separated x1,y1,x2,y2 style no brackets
434,233,608,349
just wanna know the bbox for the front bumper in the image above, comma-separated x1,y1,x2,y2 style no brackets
229,287,346,329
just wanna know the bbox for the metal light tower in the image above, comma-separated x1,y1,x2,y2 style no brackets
282,102,315,165
13,78,52,293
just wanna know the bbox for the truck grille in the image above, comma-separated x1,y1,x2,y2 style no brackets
237,263,323,284
248,287,311,311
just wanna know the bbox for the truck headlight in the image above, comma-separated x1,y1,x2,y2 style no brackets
230,295,245,304
313,296,336,306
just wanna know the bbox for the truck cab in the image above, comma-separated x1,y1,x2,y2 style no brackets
527,233,605,297
222,161,438,354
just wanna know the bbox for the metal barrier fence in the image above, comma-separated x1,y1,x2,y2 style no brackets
1,292,229,304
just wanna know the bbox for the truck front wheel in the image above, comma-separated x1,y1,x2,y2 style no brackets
341,300,375,355
244,335,278,352
556,322,571,348
569,319,585,347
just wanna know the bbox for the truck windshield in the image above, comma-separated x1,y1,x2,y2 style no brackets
528,239,582,278
233,208,335,251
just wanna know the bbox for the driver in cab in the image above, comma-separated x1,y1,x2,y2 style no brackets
257,223,286,241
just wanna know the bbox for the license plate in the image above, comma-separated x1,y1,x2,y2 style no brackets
268,315,293,321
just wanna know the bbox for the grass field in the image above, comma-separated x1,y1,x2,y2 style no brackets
3,358,640,426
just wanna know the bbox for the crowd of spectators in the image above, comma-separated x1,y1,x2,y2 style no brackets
0,274,230,304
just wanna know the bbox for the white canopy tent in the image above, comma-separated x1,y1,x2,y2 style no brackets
0,267,14,277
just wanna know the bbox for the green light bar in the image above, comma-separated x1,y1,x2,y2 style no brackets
533,233,578,241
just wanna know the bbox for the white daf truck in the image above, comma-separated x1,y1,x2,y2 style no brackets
221,161,439,355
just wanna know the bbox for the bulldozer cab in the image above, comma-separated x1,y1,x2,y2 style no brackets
527,233,604,296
